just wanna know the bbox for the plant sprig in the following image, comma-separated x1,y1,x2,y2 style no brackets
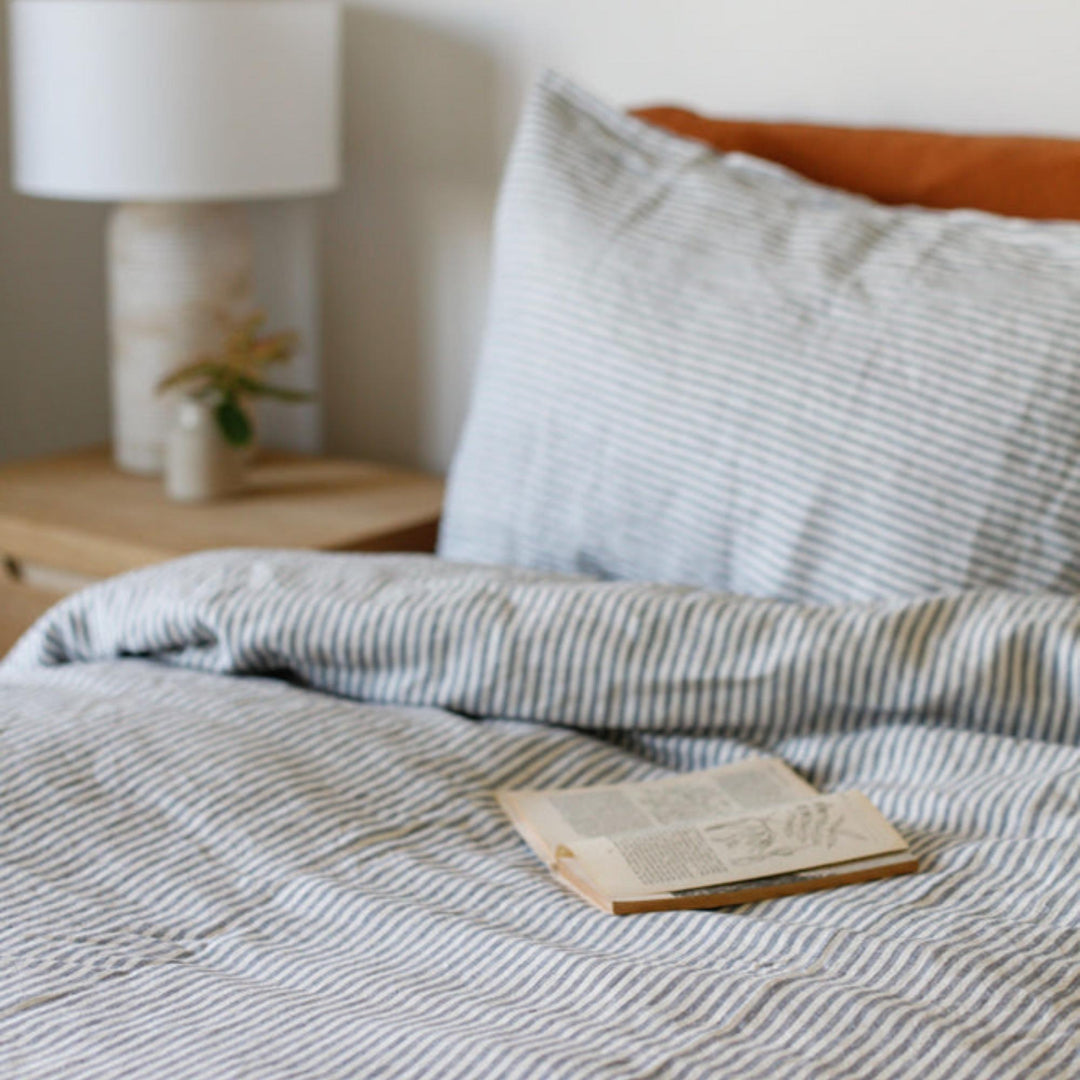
157,312,312,447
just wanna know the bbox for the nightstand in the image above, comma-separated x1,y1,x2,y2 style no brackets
0,447,445,655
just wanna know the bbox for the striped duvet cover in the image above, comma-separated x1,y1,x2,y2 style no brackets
1,550,1077,1079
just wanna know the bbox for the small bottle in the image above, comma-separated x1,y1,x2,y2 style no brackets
164,397,244,502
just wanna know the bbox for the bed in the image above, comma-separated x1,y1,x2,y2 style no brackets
2,73,1079,1079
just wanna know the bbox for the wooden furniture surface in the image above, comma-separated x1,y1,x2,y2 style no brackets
0,447,445,654
0,577,64,657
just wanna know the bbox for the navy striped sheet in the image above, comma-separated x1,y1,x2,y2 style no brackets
0,549,1077,1079
439,70,1080,604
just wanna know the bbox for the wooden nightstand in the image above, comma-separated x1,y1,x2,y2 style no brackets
0,447,445,655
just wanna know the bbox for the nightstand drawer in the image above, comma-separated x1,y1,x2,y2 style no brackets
3,554,100,595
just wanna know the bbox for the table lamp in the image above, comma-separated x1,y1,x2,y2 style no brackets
9,0,342,474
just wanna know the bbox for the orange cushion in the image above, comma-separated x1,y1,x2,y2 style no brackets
632,106,1080,221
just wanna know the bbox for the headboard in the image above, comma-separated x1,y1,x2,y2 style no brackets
633,107,1080,221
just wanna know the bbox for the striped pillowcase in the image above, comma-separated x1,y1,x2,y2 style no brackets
439,71,1080,603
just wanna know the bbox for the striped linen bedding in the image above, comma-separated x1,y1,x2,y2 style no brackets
1,549,1077,1078
440,72,1080,604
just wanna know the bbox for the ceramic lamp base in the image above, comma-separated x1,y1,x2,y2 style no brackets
106,202,255,475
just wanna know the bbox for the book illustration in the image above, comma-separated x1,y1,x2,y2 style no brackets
703,800,846,866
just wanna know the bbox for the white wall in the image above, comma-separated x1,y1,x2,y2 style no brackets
5,0,1080,469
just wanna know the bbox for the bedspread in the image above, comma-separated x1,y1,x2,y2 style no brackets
1,551,1077,1079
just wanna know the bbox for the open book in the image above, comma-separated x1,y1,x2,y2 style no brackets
497,757,917,914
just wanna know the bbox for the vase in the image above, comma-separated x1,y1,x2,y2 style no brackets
164,398,245,502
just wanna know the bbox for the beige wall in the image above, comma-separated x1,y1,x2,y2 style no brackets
5,0,1080,470
1,4,109,461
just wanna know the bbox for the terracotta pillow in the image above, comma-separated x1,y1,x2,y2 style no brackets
633,106,1080,220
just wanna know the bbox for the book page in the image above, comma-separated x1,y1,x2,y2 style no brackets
557,791,910,900
497,757,817,865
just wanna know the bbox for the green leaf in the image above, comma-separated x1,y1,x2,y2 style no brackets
213,368,243,395
234,375,314,403
215,398,253,447
156,360,219,394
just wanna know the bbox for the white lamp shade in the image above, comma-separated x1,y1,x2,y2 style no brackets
10,0,342,201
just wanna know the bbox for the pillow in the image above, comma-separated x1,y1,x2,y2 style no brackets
632,107,1080,221
439,72,1080,604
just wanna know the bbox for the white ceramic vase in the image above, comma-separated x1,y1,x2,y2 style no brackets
165,398,245,502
